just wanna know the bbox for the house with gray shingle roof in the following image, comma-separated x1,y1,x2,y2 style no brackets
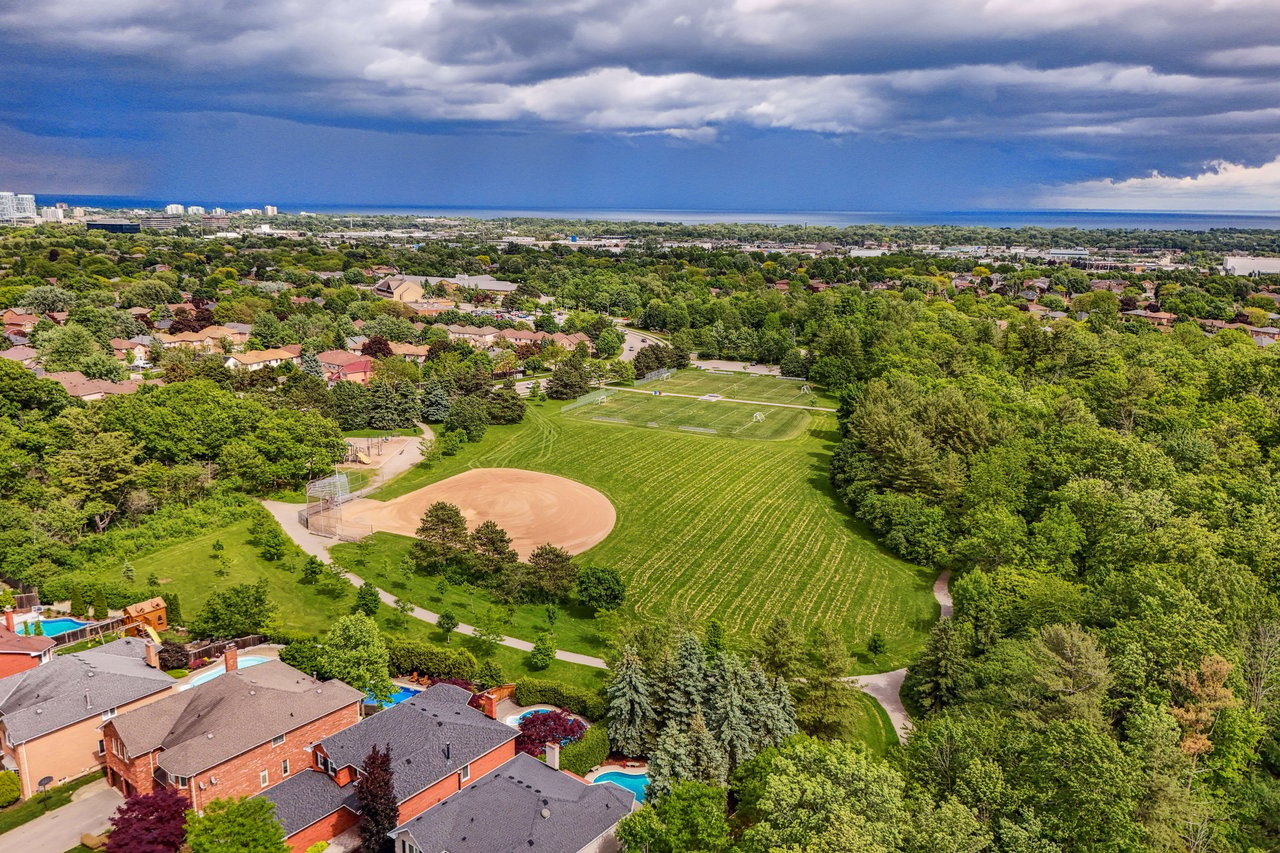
0,637,175,799
389,752,635,853
103,658,362,810
263,682,518,850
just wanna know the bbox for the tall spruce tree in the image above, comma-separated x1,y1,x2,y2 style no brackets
664,633,709,730
356,744,397,853
747,657,799,749
420,378,451,422
686,711,729,788
707,653,754,772
757,616,803,685
607,645,658,757
647,721,694,799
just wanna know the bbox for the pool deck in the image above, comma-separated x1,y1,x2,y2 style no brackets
176,644,281,687
584,762,648,783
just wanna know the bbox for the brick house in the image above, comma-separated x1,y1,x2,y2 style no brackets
389,752,635,853
0,609,54,678
262,683,517,852
102,655,363,810
0,638,175,799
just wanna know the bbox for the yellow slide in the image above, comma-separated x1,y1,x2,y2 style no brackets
143,624,161,644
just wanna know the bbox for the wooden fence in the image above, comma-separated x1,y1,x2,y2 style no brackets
50,616,127,649
183,634,268,667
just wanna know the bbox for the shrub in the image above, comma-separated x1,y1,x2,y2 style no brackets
0,770,19,806
561,722,609,775
386,639,477,681
514,680,607,721
528,632,555,671
516,709,586,758
279,640,328,679
157,641,189,672
305,843,329,853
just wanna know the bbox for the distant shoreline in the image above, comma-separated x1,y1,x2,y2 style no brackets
26,196,1280,231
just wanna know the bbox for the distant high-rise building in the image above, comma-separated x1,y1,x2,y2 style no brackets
15,195,35,219
0,193,14,222
71,207,87,219
187,205,206,216
140,214,181,230
240,208,262,215
263,205,279,216
164,203,185,215
40,207,64,222
211,207,227,215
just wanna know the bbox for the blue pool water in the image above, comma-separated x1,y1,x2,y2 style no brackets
593,771,649,803
369,686,421,708
17,618,93,638
189,655,270,686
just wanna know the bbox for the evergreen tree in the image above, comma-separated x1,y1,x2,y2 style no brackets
161,592,183,627
707,653,754,772
93,589,109,620
412,501,470,570
703,618,725,659
352,581,380,617
664,633,709,730
368,380,405,430
528,379,542,401
648,721,694,800
419,378,451,422
607,645,658,757
686,711,729,788
795,628,860,740
356,744,397,853
529,631,555,670
301,351,323,379
121,560,135,583
471,520,516,578
331,380,371,431
486,383,526,424
70,586,87,618
757,617,803,685
746,658,798,750
908,618,975,713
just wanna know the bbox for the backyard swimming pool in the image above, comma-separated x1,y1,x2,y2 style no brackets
17,618,93,638
188,655,270,686
505,708,552,727
593,770,649,803
369,686,421,708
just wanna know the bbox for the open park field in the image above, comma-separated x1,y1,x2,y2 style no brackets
563,388,811,441
339,468,615,558
645,369,837,407
370,379,938,671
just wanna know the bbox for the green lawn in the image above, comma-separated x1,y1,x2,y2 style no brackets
82,519,606,690
845,688,899,757
646,369,837,408
370,385,937,673
564,389,811,441
0,772,103,836
331,533,608,658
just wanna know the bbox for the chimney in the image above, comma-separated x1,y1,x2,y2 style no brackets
144,641,160,670
545,741,560,771
223,644,238,672
3,608,13,633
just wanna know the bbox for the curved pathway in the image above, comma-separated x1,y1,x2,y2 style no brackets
843,568,951,743
260,497,608,669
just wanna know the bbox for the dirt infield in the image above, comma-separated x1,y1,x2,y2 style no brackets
340,468,616,558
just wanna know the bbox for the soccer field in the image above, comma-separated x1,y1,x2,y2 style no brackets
562,389,810,441
650,370,836,407
372,398,938,672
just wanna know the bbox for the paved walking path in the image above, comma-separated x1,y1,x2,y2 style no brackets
1,779,121,852
605,384,836,412
260,499,609,669
842,568,952,742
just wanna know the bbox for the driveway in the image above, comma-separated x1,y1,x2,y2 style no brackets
2,778,121,852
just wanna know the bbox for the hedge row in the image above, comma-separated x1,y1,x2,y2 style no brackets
561,722,609,776
514,679,607,721
387,639,478,681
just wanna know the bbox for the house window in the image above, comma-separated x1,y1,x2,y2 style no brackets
172,775,189,788
100,707,117,722
281,759,289,776
271,734,285,747
259,770,269,788
458,763,470,784
97,739,105,756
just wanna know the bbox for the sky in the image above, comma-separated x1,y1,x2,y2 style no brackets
3,0,1280,212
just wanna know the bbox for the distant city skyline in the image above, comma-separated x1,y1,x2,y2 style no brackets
2,0,1279,212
